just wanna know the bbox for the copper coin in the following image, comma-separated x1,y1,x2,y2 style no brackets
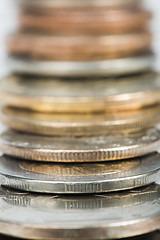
16,0,141,10
2,106,160,136
19,9,151,35
7,32,152,61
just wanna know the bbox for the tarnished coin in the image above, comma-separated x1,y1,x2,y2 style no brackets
0,184,159,239
0,153,159,193
0,128,160,162
19,9,151,35
2,106,160,136
8,54,154,77
8,32,152,61
0,72,160,113
15,0,140,10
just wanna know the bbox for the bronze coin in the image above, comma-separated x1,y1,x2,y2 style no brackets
19,9,151,34
7,32,152,61
16,0,141,10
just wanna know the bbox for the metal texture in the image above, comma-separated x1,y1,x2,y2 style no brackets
0,72,159,113
7,32,152,60
0,128,160,162
0,184,159,239
19,9,151,35
2,106,160,136
15,0,140,9
8,54,154,77
0,153,159,193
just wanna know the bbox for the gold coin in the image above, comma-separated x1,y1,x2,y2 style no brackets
0,73,160,113
2,106,160,136
0,128,159,162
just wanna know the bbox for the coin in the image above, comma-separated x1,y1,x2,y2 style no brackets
8,32,152,61
0,128,160,162
0,184,159,239
19,9,151,35
15,0,140,10
8,54,154,77
0,153,159,193
0,72,160,113
2,106,160,136
1,233,160,240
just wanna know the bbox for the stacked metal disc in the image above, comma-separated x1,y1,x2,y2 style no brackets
0,0,160,239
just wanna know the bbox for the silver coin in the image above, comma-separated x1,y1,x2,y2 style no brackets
8,54,154,77
0,128,160,162
0,153,159,194
0,184,159,239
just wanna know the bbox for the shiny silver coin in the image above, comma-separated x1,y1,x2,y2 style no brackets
0,184,159,239
0,154,159,194
8,54,154,77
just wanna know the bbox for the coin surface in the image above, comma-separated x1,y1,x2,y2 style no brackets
0,153,159,193
15,0,140,9
0,128,160,162
8,32,152,61
19,9,151,35
8,54,154,77
2,106,160,136
0,184,159,239
0,73,160,113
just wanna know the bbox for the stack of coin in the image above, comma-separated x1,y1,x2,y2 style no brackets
0,0,160,239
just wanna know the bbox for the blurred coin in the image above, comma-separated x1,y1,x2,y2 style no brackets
0,73,160,113
8,54,154,76
0,153,159,193
15,0,140,10
19,9,151,35
7,32,152,61
0,184,159,239
2,106,160,136
0,128,160,162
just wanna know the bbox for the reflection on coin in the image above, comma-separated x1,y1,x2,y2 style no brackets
8,54,154,77
8,32,151,61
0,128,160,162
0,72,159,113
2,106,160,136
15,0,140,9
19,9,151,35
0,184,159,239
0,153,159,193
